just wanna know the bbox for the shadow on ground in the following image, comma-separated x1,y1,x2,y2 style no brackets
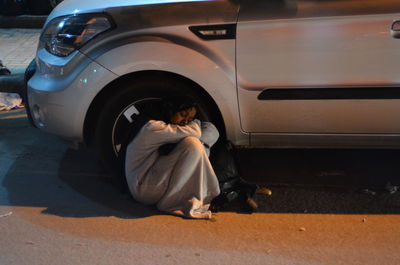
2,112,400,218
1,113,159,219
237,148,400,214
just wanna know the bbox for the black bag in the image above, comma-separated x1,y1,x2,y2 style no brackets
210,140,258,213
210,140,239,183
0,0,27,16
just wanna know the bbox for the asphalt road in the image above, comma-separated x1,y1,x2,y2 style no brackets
1,109,400,265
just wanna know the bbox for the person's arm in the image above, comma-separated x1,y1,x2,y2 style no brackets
199,122,219,156
200,122,219,148
146,119,202,145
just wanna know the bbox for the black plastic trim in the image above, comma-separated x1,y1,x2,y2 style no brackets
24,59,37,128
189,24,236,40
258,87,400,100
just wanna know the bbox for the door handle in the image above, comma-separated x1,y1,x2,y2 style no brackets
391,20,400,38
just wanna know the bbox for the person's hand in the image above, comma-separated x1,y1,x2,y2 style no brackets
190,119,201,127
200,122,219,148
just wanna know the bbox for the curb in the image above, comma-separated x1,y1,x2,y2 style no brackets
0,15,47,29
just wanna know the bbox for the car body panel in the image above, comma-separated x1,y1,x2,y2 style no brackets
28,0,400,150
78,1,239,59
237,0,400,21
28,54,118,141
47,0,239,28
236,1,400,144
92,25,246,145
29,0,244,147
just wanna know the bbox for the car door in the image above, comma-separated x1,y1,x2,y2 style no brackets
236,0,400,146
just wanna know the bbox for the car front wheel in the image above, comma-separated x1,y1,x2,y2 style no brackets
94,77,216,180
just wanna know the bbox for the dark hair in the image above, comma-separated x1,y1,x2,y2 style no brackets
162,95,198,122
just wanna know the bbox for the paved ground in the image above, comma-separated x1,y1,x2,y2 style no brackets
2,108,400,265
0,28,40,109
0,28,40,72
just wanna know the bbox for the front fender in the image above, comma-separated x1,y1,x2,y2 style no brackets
89,34,248,145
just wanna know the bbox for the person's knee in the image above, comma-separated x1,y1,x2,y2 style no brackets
181,136,203,148
179,137,204,157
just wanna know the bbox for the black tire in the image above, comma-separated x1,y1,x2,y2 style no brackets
23,59,37,125
94,77,215,178
24,59,36,83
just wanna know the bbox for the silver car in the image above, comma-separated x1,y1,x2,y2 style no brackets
27,0,400,171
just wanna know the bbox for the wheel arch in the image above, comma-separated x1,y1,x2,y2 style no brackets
83,70,226,145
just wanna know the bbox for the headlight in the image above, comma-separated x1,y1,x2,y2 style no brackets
40,14,114,57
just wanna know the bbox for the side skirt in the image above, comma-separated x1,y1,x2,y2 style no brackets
249,133,400,149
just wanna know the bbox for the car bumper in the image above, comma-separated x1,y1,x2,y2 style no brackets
26,48,118,146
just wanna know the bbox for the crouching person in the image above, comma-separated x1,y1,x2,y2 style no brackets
124,95,220,219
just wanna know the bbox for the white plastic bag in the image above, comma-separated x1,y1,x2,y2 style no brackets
0,92,23,111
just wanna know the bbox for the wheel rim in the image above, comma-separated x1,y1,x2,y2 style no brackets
111,97,163,156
